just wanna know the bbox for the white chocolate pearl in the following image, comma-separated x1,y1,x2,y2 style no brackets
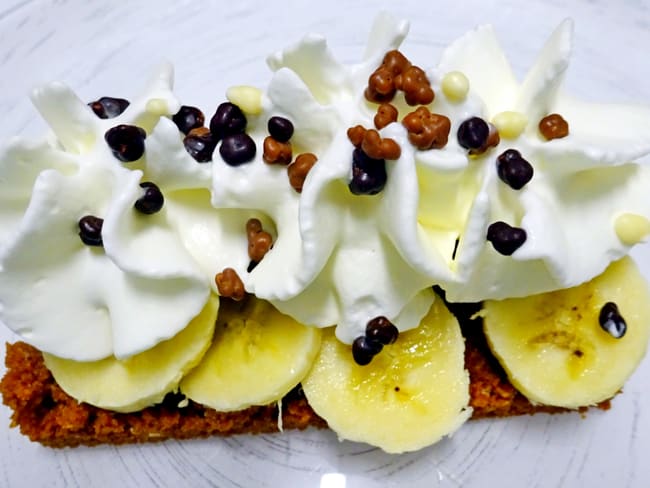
226,85,263,115
145,98,169,116
441,71,469,102
492,111,528,139
614,213,650,245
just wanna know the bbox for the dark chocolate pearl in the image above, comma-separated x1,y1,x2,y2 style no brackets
486,221,527,256
598,302,627,339
134,182,164,214
247,260,259,273
172,106,205,135
88,97,130,119
352,336,383,366
210,102,247,141
497,149,534,190
219,133,257,166
268,116,294,142
366,316,399,345
183,129,216,162
457,117,489,151
105,125,147,162
348,148,387,195
78,215,104,246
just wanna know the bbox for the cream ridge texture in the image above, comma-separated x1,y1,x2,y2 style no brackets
1,13,650,360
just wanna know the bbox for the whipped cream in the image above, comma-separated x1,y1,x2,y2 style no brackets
1,13,650,356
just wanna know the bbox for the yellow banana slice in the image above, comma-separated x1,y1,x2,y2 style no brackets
301,297,471,454
483,257,650,408
180,296,321,411
44,295,218,413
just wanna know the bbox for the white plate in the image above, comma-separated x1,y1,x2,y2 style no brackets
1,1,649,486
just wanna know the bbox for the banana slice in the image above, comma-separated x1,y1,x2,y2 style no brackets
483,257,650,408
301,297,471,454
180,296,321,411
44,295,218,413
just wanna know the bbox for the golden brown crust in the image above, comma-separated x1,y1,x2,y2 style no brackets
1,319,610,448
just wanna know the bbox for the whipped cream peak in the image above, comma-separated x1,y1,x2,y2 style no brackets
0,66,208,360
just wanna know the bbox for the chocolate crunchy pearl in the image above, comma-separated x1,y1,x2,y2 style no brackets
382,50,411,75
402,107,451,150
287,153,317,193
78,215,104,247
348,148,387,195
210,102,247,141
599,302,627,339
457,117,489,151
486,221,527,256
88,97,130,119
352,336,383,366
215,267,246,301
366,316,399,345
105,124,147,162
134,182,164,214
184,127,216,163
219,133,256,166
496,149,534,190
246,218,273,263
374,103,398,130
267,116,294,142
263,136,292,165
539,113,569,140
172,105,205,135
361,129,401,160
394,66,434,106
365,67,397,103
348,125,400,160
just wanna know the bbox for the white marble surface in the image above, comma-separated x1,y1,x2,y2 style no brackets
1,0,650,486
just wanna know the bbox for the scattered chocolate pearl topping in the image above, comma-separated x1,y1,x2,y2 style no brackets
347,125,401,160
78,215,104,247
263,136,292,165
352,335,383,366
496,149,534,190
599,302,627,339
457,117,489,152
88,97,130,119
183,127,216,162
246,218,273,263
215,267,245,301
287,152,318,193
219,133,256,166
349,148,388,196
374,103,398,130
134,182,164,215
172,105,205,135
267,116,294,142
539,113,569,140
210,102,247,141
104,124,147,162
475,124,501,155
366,316,399,345
394,66,434,106
486,221,527,256
402,106,451,150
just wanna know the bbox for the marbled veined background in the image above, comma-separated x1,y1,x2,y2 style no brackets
1,0,649,486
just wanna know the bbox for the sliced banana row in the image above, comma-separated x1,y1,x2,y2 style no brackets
44,257,650,452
